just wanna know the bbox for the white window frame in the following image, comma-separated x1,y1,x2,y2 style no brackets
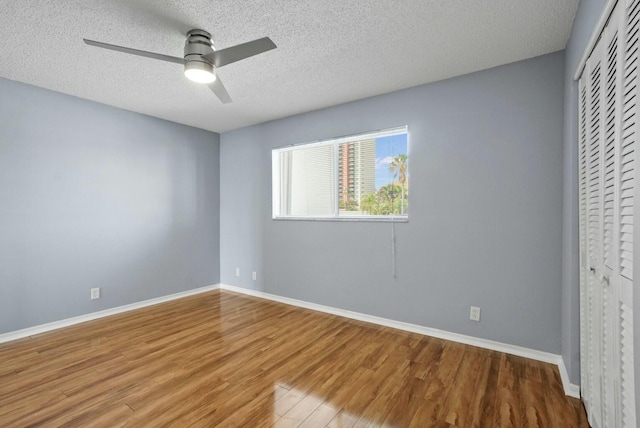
272,126,409,222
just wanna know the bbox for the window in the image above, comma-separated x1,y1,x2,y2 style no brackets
272,126,408,220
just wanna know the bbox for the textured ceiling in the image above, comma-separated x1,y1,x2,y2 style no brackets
0,0,579,133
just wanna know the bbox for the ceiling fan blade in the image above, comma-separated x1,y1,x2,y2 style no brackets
83,39,184,65
209,77,232,104
202,37,276,68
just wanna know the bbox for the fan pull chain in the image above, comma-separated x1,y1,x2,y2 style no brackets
391,218,397,280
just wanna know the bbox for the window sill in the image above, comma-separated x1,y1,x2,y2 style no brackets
272,216,409,223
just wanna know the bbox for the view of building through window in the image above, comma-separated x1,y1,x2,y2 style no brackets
273,127,408,219
338,134,408,216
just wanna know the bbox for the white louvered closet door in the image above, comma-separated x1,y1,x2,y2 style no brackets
618,1,638,425
602,8,621,427
579,61,590,424
583,33,605,428
578,1,638,427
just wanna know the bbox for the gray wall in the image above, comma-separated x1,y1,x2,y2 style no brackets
221,52,565,354
562,0,608,385
0,78,220,334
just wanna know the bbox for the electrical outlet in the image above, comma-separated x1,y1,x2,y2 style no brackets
235,267,240,277
91,288,101,300
470,306,481,322
252,271,257,281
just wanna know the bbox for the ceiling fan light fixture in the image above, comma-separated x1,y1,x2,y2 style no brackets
184,61,216,84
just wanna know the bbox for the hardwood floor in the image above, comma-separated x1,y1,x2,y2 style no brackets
0,290,588,427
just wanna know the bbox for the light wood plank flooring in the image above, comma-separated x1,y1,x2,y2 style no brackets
0,290,588,427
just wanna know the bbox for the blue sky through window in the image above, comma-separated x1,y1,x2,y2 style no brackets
375,134,408,189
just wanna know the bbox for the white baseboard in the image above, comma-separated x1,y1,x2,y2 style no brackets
219,283,581,398
0,284,220,345
557,357,581,398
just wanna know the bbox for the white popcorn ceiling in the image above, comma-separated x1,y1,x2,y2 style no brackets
0,0,578,133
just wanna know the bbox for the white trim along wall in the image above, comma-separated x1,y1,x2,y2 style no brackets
0,283,580,398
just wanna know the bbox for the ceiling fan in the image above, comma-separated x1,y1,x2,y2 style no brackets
83,29,276,104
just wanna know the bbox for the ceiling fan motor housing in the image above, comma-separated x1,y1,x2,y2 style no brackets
184,29,215,76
